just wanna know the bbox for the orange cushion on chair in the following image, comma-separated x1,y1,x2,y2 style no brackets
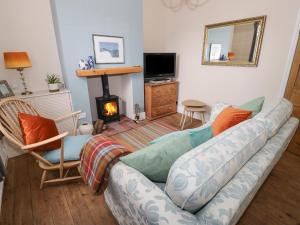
18,113,61,152
212,107,252,136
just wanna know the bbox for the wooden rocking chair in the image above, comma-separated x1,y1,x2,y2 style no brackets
0,98,88,189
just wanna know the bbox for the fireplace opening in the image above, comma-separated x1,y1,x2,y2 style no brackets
96,95,120,123
95,75,120,123
104,101,118,116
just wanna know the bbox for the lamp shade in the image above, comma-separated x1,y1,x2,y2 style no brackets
3,52,32,69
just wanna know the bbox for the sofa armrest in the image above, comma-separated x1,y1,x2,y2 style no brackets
104,162,199,225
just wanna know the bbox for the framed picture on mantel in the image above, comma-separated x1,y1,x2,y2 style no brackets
93,34,125,64
0,80,14,99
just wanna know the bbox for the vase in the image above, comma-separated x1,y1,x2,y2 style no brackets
79,123,94,135
87,56,95,69
79,59,90,70
48,83,59,92
228,52,236,61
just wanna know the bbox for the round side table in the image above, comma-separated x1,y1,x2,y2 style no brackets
180,100,206,130
182,100,206,108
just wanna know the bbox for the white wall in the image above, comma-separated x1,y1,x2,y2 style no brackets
144,0,167,52
144,0,300,115
0,0,62,94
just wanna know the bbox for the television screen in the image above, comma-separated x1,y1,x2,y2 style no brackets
144,53,176,79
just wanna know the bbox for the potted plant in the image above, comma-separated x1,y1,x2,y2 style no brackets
46,73,61,92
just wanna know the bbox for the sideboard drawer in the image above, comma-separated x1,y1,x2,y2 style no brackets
152,84,177,98
151,104,177,118
152,93,177,107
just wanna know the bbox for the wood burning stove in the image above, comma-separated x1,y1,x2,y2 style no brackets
96,75,120,123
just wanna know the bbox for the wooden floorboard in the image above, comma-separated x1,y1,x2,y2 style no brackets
238,152,300,225
1,156,15,225
28,161,55,225
13,155,33,225
0,113,299,225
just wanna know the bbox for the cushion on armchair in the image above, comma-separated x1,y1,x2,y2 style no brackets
18,113,61,152
43,134,91,164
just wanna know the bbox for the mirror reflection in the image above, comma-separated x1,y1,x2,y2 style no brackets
202,16,266,66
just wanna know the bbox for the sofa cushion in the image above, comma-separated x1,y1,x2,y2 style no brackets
239,96,265,117
209,97,265,122
212,106,252,136
121,126,212,182
257,98,293,138
165,119,267,213
120,134,192,182
149,122,212,145
209,102,230,122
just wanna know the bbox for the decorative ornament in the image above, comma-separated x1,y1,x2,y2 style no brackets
162,0,209,11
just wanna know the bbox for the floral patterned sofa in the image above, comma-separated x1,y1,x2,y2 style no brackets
104,99,298,225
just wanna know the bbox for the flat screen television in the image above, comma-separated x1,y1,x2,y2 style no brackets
144,53,176,80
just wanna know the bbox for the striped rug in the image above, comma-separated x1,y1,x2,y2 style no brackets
109,120,179,151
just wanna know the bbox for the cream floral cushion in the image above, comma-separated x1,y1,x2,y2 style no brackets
209,102,230,122
257,98,293,138
165,119,267,212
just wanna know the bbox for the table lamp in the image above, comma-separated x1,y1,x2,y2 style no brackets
3,52,32,95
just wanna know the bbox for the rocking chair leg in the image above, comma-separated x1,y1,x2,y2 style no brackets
40,170,47,189
60,167,64,178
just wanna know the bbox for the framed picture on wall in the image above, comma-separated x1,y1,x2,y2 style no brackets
0,80,14,99
93,35,125,64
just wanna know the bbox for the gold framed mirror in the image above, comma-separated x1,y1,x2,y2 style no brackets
202,16,266,67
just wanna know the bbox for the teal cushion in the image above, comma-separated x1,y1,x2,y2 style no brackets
150,122,212,145
121,125,212,182
43,135,91,164
239,96,265,117
149,130,189,145
189,125,212,147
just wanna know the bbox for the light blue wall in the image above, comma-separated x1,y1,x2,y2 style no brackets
51,0,144,122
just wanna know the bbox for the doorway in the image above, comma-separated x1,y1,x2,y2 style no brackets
284,34,300,156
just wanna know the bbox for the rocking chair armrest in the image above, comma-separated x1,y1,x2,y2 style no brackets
54,111,82,123
21,132,69,150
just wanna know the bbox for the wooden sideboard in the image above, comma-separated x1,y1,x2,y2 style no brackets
144,81,178,120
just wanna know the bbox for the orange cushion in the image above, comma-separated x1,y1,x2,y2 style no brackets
212,106,252,136
18,113,61,152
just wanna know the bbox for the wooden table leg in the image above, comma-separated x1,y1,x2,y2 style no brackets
181,111,188,130
180,108,186,127
201,112,205,124
190,112,194,124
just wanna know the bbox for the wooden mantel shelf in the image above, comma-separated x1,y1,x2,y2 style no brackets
76,66,143,77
